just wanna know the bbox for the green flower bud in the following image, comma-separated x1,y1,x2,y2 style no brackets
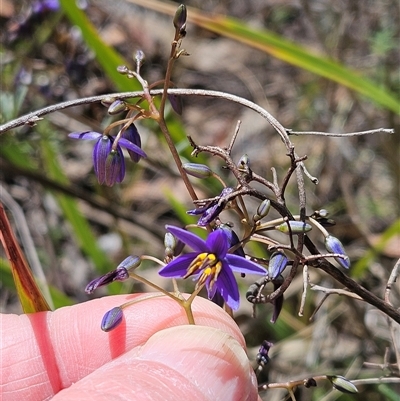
108,100,127,115
254,199,271,222
101,96,116,107
327,375,358,394
275,221,312,234
183,163,213,179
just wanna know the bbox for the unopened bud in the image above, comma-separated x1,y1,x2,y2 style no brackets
117,255,141,271
275,221,312,234
101,96,116,107
101,306,123,332
183,163,213,179
327,375,358,394
108,100,127,115
173,4,187,34
324,235,350,269
268,251,288,279
254,199,271,222
238,154,250,173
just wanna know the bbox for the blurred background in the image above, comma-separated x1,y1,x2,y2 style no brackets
1,1,399,399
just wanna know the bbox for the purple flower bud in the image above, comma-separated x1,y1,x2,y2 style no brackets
327,376,358,394
173,4,187,33
268,252,288,279
275,221,312,234
183,163,213,179
324,235,350,269
101,307,124,332
256,340,273,367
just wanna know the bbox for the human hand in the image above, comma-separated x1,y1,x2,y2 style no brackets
1,294,260,400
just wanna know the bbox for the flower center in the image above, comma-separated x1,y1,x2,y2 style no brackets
185,252,223,289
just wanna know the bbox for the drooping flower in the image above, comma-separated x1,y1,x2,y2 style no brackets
158,225,266,310
187,187,234,226
69,126,146,186
85,255,141,294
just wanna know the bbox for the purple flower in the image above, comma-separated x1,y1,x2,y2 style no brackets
69,126,146,186
158,225,266,310
187,187,234,226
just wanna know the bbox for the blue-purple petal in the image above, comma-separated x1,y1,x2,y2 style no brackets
158,253,198,277
123,125,143,163
93,135,112,184
166,225,208,253
69,131,102,140
215,263,240,310
118,137,147,159
206,230,228,258
225,254,267,275
105,147,125,186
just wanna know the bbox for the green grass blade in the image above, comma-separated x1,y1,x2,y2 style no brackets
58,0,141,92
128,0,399,114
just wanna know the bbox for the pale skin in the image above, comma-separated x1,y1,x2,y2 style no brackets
0,294,261,401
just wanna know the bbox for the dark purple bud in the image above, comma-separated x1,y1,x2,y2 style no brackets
217,224,245,258
268,252,288,279
168,94,183,115
107,100,127,115
275,221,312,234
85,267,130,294
183,163,213,179
173,4,187,33
93,135,113,185
327,376,358,394
256,340,273,367
304,378,317,388
324,235,350,269
270,281,284,323
101,307,124,332
123,124,142,163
